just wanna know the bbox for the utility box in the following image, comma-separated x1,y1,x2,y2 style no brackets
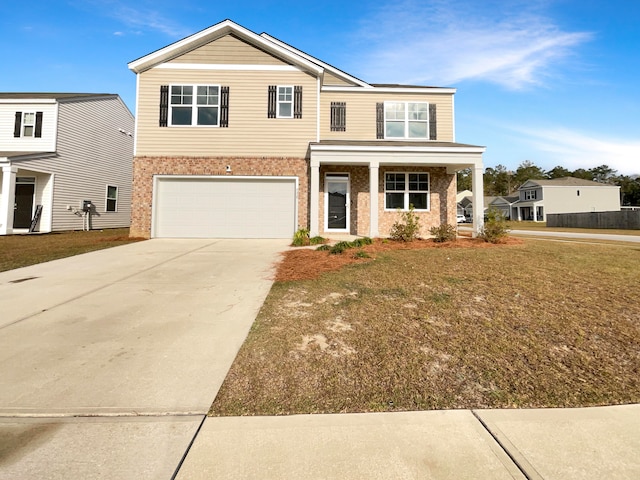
82,200,92,212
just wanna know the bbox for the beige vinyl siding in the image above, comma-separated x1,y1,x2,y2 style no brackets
136,68,318,158
322,72,357,86
542,186,621,215
0,103,57,152
169,34,289,66
13,97,134,231
319,91,454,141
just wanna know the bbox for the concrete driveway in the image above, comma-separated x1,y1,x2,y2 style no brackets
0,239,287,479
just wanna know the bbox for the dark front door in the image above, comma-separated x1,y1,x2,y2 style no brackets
13,183,35,229
327,179,348,230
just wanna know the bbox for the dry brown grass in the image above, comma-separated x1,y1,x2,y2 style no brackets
211,238,640,416
0,228,145,272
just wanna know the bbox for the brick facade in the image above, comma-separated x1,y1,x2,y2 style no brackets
132,157,456,239
320,165,456,237
131,156,309,238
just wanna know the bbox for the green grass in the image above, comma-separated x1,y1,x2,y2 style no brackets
0,228,144,272
508,221,640,236
211,239,640,416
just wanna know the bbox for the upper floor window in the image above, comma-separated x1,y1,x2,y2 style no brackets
14,111,43,138
277,86,293,118
267,85,302,119
385,102,428,138
524,190,537,200
170,85,219,126
385,172,430,210
106,185,118,212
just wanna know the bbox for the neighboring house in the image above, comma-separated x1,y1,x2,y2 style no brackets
0,93,134,235
457,195,498,219
489,195,519,220
514,177,620,222
127,20,485,239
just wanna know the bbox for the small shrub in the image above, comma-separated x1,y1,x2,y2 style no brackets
316,244,331,251
429,224,457,243
330,241,353,255
309,236,327,245
351,237,373,247
291,228,310,246
389,205,420,242
353,250,371,259
480,208,510,243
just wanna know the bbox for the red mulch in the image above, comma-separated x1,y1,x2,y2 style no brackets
275,237,523,282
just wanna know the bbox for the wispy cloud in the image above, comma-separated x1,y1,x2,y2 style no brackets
350,0,592,89
79,0,191,38
515,126,640,175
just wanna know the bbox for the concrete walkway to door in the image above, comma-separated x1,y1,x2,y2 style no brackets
0,239,287,478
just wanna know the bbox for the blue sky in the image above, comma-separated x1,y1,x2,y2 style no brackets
1,0,639,175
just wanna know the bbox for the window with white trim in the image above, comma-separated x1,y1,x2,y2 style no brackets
170,85,219,126
106,185,118,212
385,102,429,139
385,172,429,210
22,112,36,137
524,190,537,200
277,86,293,118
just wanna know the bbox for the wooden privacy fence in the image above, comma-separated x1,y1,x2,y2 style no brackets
547,211,640,229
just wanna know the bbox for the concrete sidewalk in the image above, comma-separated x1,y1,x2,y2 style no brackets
176,405,640,480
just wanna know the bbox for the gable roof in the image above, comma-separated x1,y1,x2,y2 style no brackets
128,19,323,76
0,93,115,102
520,177,618,189
127,19,457,94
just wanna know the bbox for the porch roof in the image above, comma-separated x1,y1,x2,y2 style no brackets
309,140,485,171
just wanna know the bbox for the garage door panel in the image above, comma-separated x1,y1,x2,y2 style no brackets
154,177,296,238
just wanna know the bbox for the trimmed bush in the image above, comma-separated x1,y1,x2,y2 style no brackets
480,208,510,243
429,224,457,243
389,205,420,242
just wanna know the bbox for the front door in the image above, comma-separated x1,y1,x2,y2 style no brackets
326,175,349,231
13,183,35,229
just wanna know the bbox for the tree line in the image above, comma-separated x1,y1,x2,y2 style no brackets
457,161,640,206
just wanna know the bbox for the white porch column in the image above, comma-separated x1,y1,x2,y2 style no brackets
309,159,320,237
533,203,538,222
471,165,484,237
369,160,379,237
0,165,18,235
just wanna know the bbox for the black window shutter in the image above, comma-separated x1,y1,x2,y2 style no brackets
429,103,437,140
376,103,384,139
267,85,276,118
220,86,229,128
159,85,169,127
293,86,302,119
14,112,22,137
35,112,43,138
330,102,346,132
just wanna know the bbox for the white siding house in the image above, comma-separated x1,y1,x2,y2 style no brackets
515,177,620,222
0,93,133,234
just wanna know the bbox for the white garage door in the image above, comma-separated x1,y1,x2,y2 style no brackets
153,176,297,238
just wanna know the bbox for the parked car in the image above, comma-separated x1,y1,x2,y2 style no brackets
457,214,466,223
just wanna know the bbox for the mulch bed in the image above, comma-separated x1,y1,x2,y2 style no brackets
275,237,523,282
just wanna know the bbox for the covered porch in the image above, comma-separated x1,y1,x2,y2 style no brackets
309,141,485,238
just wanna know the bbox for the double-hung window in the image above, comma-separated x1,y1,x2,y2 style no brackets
170,85,219,126
277,86,293,118
106,185,118,212
384,101,429,139
385,172,429,210
22,113,36,137
524,190,537,200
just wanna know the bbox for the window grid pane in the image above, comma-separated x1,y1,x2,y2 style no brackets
384,101,429,139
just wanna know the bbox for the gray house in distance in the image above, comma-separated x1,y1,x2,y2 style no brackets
514,177,620,222
0,93,133,235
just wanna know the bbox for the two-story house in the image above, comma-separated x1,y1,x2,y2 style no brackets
515,177,620,222
127,20,485,239
0,93,134,235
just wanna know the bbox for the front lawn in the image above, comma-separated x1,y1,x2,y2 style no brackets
0,228,144,272
211,238,640,415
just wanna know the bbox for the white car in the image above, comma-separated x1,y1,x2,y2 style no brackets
457,214,466,223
